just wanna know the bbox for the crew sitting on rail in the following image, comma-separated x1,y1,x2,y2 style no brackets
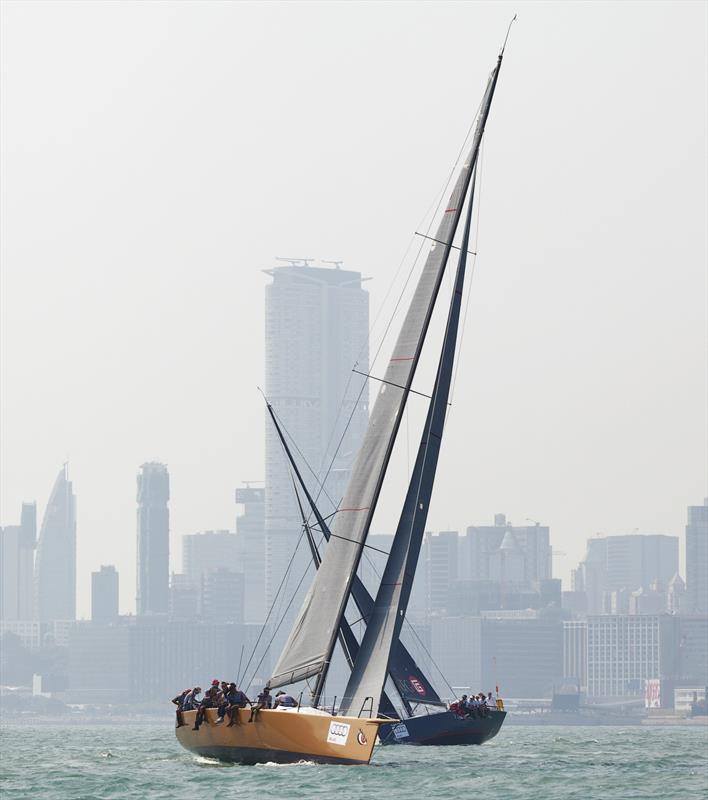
216,683,250,726
172,689,190,728
183,686,201,712
192,680,221,731
248,686,273,722
274,691,297,708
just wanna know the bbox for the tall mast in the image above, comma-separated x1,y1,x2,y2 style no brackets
340,50,507,716
269,51,506,699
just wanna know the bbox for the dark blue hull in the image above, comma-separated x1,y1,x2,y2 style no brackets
379,709,506,746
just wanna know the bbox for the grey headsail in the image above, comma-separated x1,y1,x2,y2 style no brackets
340,56,505,717
268,55,504,697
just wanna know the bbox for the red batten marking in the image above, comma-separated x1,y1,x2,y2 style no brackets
445,207,458,213
391,357,414,362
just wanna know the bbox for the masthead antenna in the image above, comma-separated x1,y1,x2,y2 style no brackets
500,14,517,56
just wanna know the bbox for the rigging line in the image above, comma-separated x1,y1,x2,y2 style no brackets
237,521,310,689
286,101,487,532
450,142,485,406
414,232,477,256
366,90,486,377
351,369,451,405
401,619,456,700
269,402,392,558
244,555,322,693
356,539,454,699
373,162,478,705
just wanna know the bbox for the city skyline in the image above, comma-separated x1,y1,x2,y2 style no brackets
1,2,706,619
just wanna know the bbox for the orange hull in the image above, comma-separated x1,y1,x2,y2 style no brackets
175,707,388,765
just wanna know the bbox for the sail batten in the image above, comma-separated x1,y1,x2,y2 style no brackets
269,56,504,697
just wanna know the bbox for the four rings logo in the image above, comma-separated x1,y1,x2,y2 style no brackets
356,729,368,746
326,721,350,746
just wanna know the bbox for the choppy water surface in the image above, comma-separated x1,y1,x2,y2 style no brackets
1,720,706,800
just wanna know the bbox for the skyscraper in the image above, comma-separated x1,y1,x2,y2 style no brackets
263,262,369,610
136,462,170,615
235,484,265,623
91,565,119,623
34,466,76,622
574,533,679,615
0,502,36,620
686,498,708,614
182,530,238,587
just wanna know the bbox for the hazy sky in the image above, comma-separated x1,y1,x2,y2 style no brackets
1,1,706,617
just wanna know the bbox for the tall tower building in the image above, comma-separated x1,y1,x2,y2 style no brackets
136,462,170,615
685,498,708,614
91,565,119,623
34,466,76,622
264,262,369,610
0,502,36,620
235,484,266,623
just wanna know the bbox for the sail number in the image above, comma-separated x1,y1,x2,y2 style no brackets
327,721,351,746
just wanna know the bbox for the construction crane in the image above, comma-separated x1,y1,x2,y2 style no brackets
321,259,344,269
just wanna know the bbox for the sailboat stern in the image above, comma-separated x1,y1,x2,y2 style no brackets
175,708,387,765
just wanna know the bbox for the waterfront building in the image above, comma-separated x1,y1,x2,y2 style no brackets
678,614,708,684
480,615,563,698
182,530,238,587
574,534,679,615
563,620,588,692
136,462,170,616
685,498,708,614
264,261,369,611
34,466,76,622
235,485,266,623
91,565,119,623
586,614,679,698
0,502,36,620
430,615,482,691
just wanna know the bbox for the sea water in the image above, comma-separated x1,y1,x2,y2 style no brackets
1,720,706,799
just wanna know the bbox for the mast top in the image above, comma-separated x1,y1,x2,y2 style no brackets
500,15,517,57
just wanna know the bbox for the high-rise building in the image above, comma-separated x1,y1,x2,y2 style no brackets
136,462,169,615
200,568,245,624
574,534,679,615
34,466,76,622
91,565,119,623
563,620,588,692
1,502,36,620
463,515,552,584
182,530,238,587
264,262,369,610
424,531,459,614
685,499,708,614
586,614,679,698
235,485,265,624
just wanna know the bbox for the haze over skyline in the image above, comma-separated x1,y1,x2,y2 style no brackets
1,1,706,617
